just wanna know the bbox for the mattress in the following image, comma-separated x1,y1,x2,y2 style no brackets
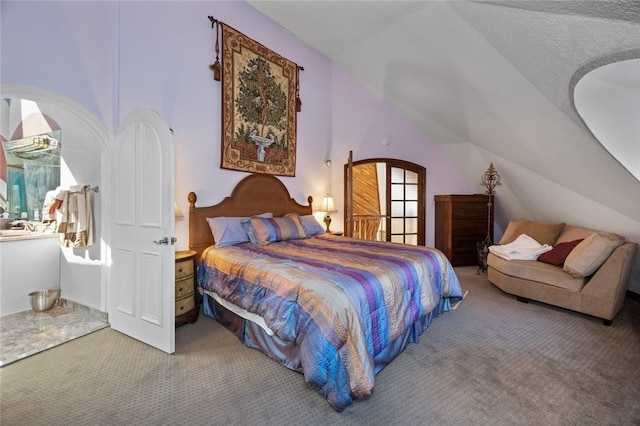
197,234,462,410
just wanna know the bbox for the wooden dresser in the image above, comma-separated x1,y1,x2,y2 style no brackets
434,194,493,267
175,250,199,327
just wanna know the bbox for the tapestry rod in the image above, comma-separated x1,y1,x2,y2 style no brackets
208,16,221,80
206,16,305,72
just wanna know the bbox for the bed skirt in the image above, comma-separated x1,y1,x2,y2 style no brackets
203,292,304,372
203,292,440,381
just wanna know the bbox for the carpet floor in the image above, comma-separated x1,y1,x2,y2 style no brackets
1,267,639,425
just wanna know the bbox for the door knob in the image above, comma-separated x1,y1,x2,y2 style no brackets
153,237,169,245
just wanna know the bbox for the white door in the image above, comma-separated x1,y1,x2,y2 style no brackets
110,108,175,353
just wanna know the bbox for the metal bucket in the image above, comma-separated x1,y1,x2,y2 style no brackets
29,289,60,312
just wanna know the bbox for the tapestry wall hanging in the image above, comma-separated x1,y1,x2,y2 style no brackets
209,17,301,177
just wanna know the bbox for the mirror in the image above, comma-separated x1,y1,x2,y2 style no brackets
1,98,61,221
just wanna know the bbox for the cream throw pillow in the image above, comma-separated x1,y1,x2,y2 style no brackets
563,232,624,278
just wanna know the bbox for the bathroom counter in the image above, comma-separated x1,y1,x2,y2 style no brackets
0,232,59,242
0,235,61,316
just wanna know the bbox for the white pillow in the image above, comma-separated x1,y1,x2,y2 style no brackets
206,212,272,247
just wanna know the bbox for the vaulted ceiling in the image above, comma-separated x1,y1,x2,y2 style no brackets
248,1,640,233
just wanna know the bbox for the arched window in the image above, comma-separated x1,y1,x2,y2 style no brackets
345,157,426,246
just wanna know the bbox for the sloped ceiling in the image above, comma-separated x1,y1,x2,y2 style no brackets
248,1,640,231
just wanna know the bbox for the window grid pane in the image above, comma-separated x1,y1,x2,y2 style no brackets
391,201,404,217
391,184,404,200
391,235,404,243
391,218,404,233
405,218,418,233
405,185,418,201
391,167,404,183
405,234,418,245
405,201,418,217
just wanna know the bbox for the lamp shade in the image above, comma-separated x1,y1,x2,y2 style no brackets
320,195,337,212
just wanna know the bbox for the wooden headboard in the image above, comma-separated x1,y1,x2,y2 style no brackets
188,173,313,260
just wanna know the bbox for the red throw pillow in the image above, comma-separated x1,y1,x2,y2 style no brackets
538,239,584,266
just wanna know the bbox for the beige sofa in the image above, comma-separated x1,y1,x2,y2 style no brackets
487,220,638,325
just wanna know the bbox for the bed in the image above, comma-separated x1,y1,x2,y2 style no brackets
188,173,463,411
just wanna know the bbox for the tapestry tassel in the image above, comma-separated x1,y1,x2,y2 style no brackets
208,16,221,81
295,66,303,112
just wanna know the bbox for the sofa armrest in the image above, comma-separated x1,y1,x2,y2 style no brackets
580,242,638,319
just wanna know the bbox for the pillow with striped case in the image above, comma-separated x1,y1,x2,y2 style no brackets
243,215,309,245
206,212,272,247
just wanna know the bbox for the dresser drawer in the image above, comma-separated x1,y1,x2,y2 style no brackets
176,295,195,316
175,250,199,327
175,277,194,299
175,258,194,279
434,194,493,267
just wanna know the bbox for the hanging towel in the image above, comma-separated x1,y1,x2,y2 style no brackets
55,184,94,247
42,190,59,222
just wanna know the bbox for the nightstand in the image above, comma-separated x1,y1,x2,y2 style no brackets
175,250,199,327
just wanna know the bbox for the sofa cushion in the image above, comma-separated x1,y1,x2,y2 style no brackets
555,225,620,244
563,232,625,278
537,239,584,266
488,253,585,292
499,219,566,246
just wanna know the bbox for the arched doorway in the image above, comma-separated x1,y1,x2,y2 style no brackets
345,157,426,245
1,84,111,311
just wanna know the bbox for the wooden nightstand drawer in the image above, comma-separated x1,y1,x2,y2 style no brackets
176,295,195,316
175,277,194,299
175,250,199,327
175,259,194,279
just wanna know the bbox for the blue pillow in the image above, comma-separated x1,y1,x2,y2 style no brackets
206,213,272,247
298,214,325,236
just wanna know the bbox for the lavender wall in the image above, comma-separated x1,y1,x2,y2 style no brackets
0,1,117,129
115,1,338,245
2,0,469,247
1,0,471,309
329,65,471,240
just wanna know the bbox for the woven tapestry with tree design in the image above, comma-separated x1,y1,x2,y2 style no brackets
220,23,298,176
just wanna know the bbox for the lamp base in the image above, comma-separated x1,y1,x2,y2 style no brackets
323,214,332,233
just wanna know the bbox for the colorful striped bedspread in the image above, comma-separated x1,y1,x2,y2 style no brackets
197,234,462,410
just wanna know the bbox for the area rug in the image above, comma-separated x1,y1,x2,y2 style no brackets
0,301,108,366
